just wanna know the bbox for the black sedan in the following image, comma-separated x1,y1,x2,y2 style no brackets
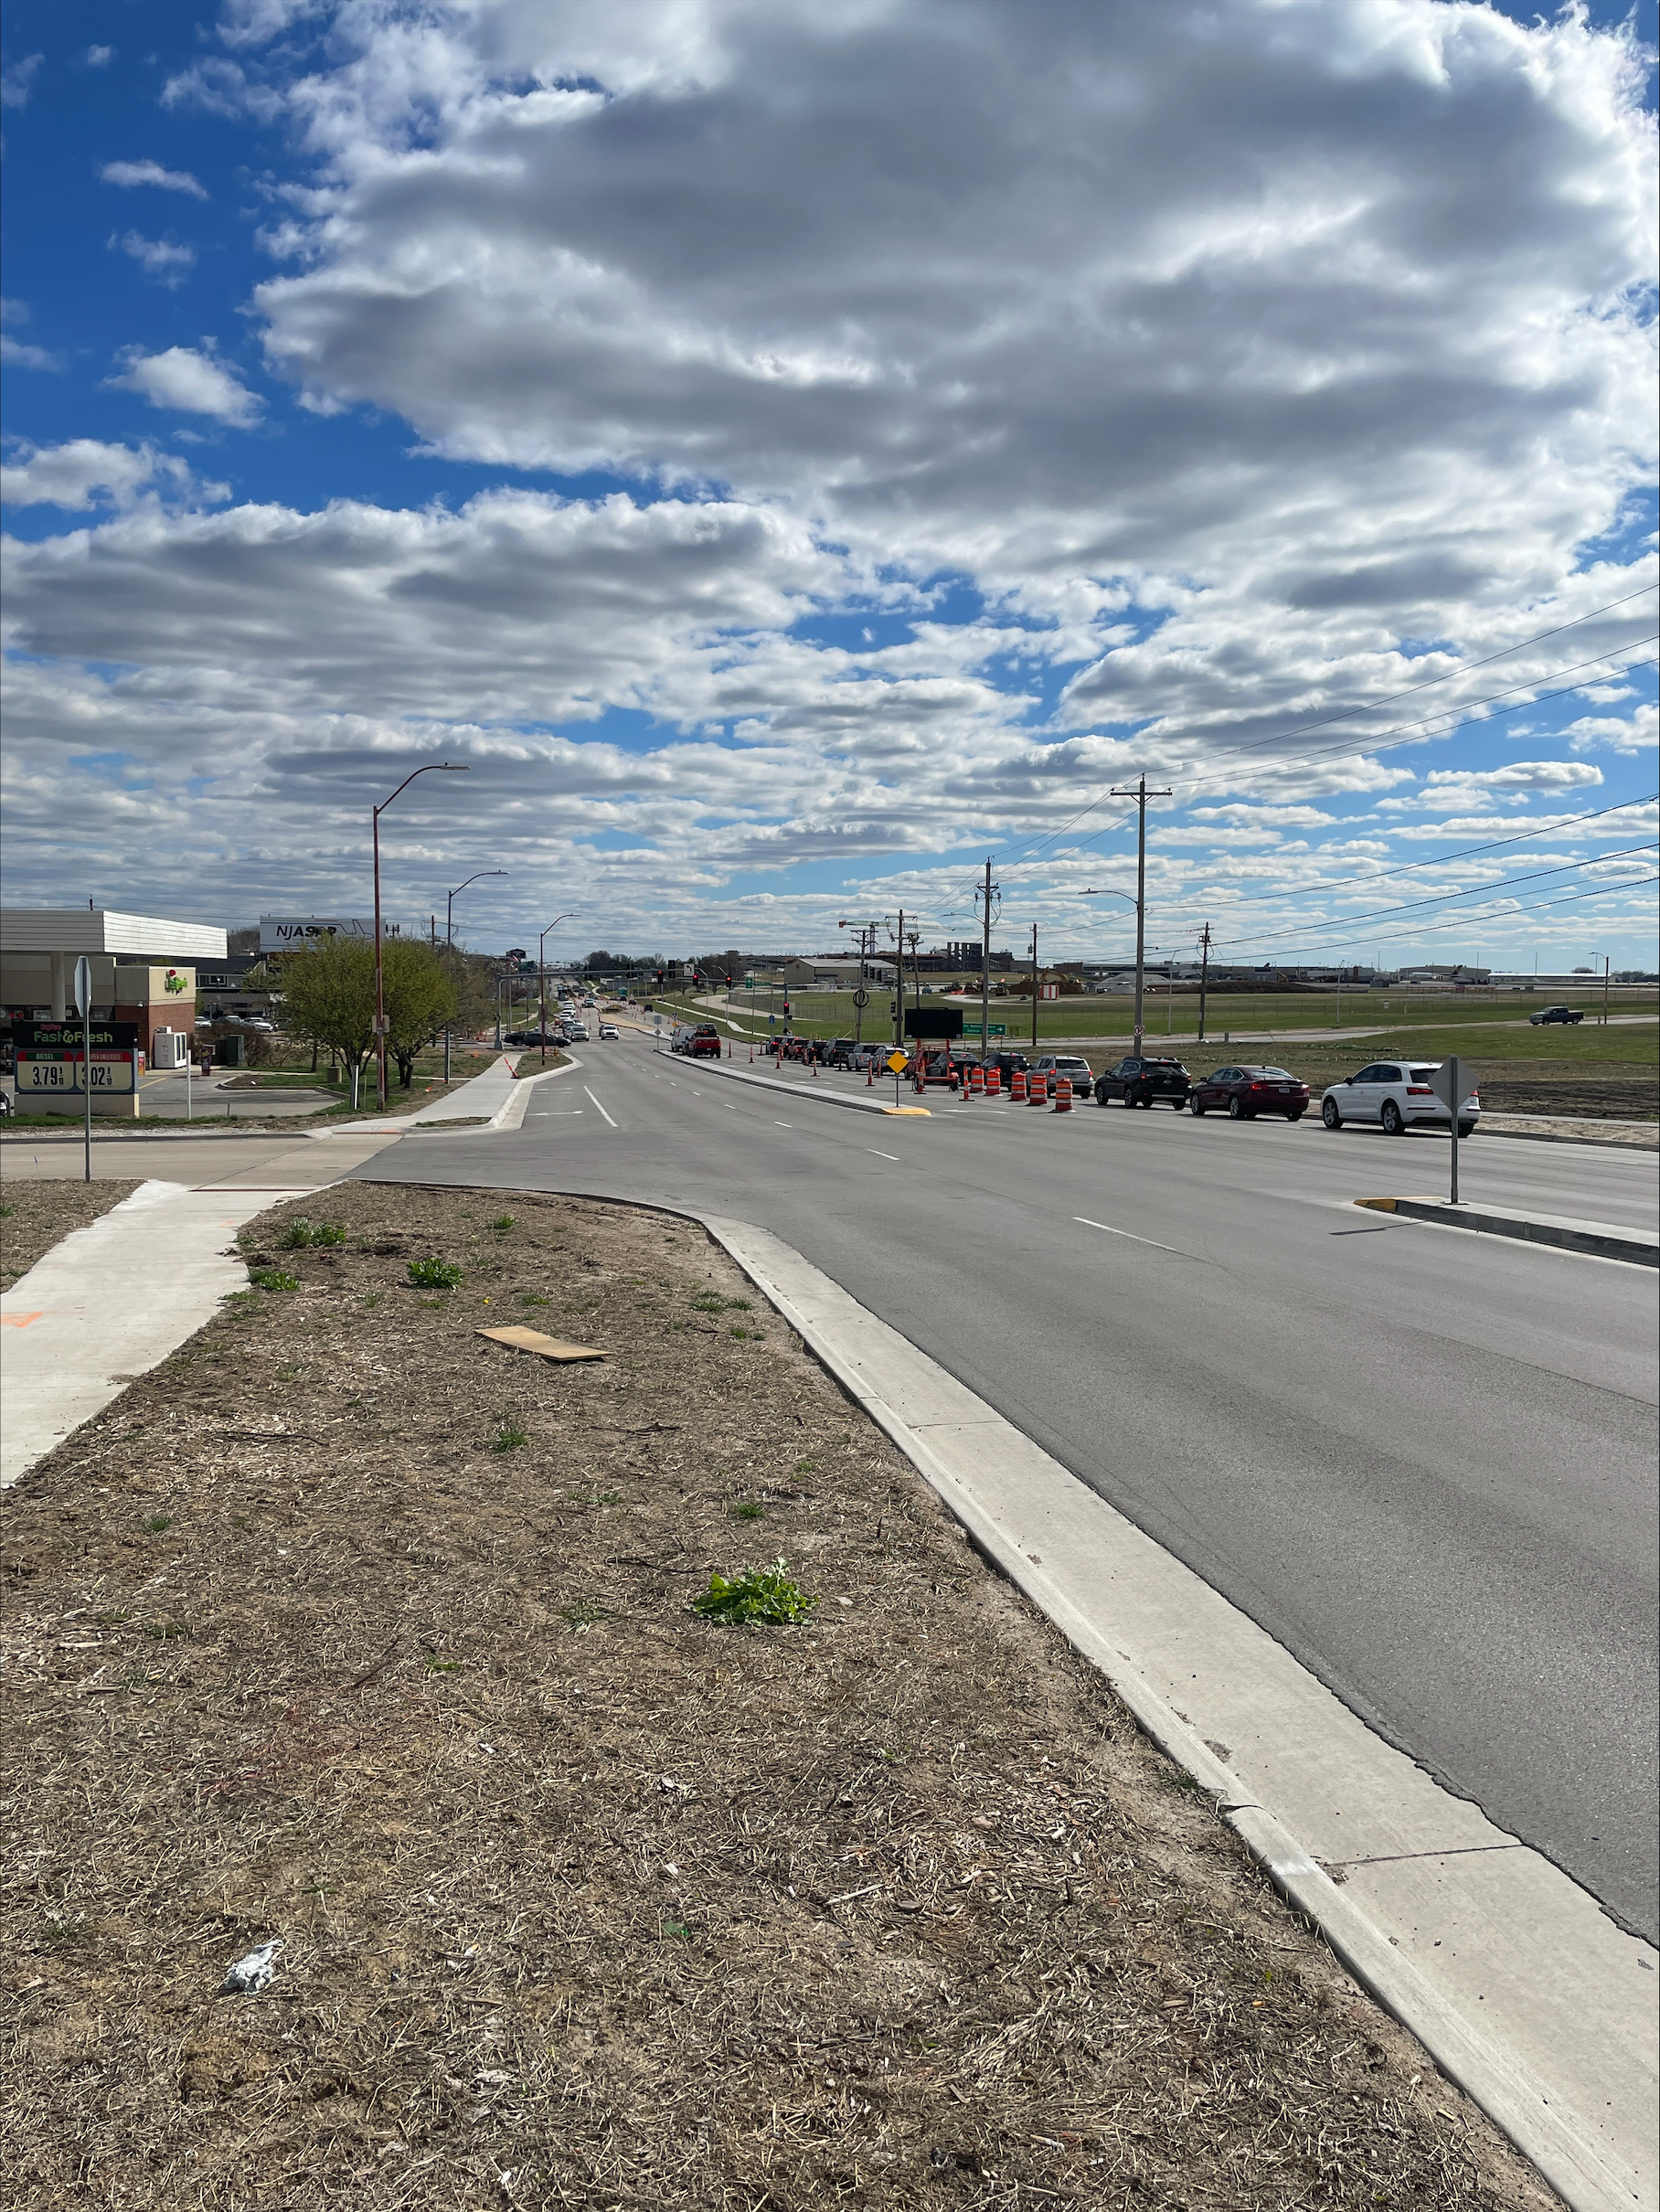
1094,1055,1191,1109
1188,1065,1310,1121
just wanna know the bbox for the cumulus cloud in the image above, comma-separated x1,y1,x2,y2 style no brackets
112,232,197,285
0,440,219,513
101,158,208,198
1376,759,1607,812
1566,702,1658,754
0,299,59,372
107,346,262,426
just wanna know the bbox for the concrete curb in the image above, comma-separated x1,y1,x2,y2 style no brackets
690,1210,1651,2212
488,1055,582,1133
655,1050,930,1117
346,1170,1657,2211
1357,1196,1659,1267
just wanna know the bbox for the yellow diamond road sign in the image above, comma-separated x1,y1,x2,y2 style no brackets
886,1050,909,1074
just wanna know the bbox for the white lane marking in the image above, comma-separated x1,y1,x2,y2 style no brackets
867,1149,899,1162
584,1087,618,1128
774,1120,793,1128
1075,1216,1191,1258
535,1110,584,1116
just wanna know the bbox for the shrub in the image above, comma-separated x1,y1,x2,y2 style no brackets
408,1257,463,1289
249,1268,301,1292
691,1558,817,1628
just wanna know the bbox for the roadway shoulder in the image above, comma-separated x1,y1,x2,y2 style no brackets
662,1054,921,1117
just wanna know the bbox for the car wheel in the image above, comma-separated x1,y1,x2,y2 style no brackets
1286,1111,1304,1122
1188,1097,1205,1115
1228,1096,1244,1120
1322,1098,1342,1129
1458,1122,1478,1137
1380,1100,1404,1135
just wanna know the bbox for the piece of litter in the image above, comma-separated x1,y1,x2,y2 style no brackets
220,1940,282,1994
663,1863,679,1877
476,1324,606,1363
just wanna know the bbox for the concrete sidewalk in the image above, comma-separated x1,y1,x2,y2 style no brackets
0,1179,306,1489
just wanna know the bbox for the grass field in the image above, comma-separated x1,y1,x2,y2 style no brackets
644,987,1656,1118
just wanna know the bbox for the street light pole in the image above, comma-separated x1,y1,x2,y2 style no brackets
373,762,470,1109
443,869,507,1081
537,914,574,1066
1080,886,1137,1043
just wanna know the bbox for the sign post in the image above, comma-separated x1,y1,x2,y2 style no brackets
886,1048,908,1108
1428,1055,1469,1205
73,956,93,1182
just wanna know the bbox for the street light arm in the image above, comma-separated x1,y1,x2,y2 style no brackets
449,868,507,899
375,760,470,821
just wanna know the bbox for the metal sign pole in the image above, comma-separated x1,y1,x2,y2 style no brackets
1429,1053,1465,1206
74,955,92,1183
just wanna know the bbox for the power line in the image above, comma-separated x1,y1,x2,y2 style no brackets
1208,841,1656,950
1217,867,1659,963
1140,792,1660,935
989,582,1657,871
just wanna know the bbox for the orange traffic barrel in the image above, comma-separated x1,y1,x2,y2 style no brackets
1054,1076,1073,1112
1028,1070,1048,1105
1010,1069,1027,1102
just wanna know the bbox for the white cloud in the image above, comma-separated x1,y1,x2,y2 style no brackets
107,346,262,426
112,232,197,285
85,46,113,68
159,57,283,122
1,54,42,109
101,159,208,199
1376,760,1605,812
0,298,60,372
1566,703,1658,755
0,439,223,513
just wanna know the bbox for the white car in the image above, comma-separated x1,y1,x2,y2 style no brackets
1321,1058,1479,1137
598,1022,619,1039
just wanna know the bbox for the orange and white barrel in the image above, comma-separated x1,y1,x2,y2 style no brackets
1054,1076,1073,1112
1010,1069,1027,1102
1028,1070,1048,1105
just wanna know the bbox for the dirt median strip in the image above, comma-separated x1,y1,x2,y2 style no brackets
0,1182,1555,2211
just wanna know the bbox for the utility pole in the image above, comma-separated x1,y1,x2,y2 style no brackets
977,857,997,1065
1197,923,1211,1045
1029,923,1039,1054
1109,773,1172,1054
909,930,921,1031
1602,953,1611,1026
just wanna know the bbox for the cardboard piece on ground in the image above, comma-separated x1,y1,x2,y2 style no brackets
476,1324,606,1362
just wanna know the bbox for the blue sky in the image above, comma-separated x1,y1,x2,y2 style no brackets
3,0,1655,970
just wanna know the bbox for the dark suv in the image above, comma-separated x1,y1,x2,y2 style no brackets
1095,1055,1191,1109
825,1037,862,1069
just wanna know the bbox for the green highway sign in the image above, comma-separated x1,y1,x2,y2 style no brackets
961,1022,1008,1036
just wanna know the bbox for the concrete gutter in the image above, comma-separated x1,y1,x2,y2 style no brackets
687,1208,1655,2212
660,1051,931,1117
1357,1196,1659,1267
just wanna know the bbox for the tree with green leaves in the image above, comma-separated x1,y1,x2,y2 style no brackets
276,936,376,1105
385,937,458,1090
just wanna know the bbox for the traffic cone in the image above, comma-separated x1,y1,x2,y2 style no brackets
1054,1076,1072,1112
1029,1070,1048,1105
1010,1069,1027,1102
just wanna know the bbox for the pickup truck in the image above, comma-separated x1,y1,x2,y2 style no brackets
1528,1005,1583,1026
1094,1055,1191,1109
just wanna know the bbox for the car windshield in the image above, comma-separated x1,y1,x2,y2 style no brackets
1409,1064,1439,1079
1254,1068,1293,1079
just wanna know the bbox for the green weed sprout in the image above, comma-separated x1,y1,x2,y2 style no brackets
691,1558,817,1628
278,1218,346,1249
408,1257,463,1290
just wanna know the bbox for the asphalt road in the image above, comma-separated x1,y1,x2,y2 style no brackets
355,1033,1660,1939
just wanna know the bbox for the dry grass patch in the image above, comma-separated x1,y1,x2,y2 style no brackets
0,1183,1556,2210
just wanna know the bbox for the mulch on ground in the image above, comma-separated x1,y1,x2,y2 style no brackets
0,1177,143,1287
0,1183,1558,2211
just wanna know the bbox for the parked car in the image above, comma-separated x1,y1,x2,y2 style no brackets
825,1037,862,1069
672,1022,723,1058
1320,1060,1480,1136
1529,1005,1583,1026
1030,1054,1093,1090
1188,1065,1310,1122
1094,1055,1191,1109
598,1022,619,1040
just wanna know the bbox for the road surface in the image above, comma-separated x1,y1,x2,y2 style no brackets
351,1032,1660,1939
